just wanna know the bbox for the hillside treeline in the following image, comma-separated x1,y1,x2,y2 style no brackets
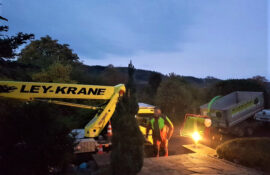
1,34,269,174
2,36,268,123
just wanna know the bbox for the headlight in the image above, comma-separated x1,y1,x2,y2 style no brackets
204,118,212,128
192,131,201,143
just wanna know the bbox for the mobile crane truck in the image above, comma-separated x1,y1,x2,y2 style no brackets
180,91,264,145
0,81,154,153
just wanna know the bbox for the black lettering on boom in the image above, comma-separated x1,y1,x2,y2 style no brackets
42,86,52,93
88,88,98,95
30,85,40,93
20,85,29,93
98,88,106,95
67,87,77,94
55,86,67,94
77,88,87,95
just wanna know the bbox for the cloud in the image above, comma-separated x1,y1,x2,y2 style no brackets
3,0,268,79
4,0,194,58
83,0,268,79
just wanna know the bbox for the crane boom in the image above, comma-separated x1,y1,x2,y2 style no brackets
0,81,117,100
0,81,125,138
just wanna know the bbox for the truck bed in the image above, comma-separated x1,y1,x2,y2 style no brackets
200,91,264,128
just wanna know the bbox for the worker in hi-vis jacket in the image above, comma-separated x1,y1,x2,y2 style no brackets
146,107,174,157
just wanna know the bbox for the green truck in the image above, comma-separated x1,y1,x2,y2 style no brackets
181,91,265,141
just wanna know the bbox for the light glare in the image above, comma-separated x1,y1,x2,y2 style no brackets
192,132,201,143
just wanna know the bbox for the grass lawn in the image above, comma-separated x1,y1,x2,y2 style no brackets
216,137,270,172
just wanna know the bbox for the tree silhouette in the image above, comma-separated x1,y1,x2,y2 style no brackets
0,17,34,60
111,61,144,175
18,35,79,68
148,72,162,94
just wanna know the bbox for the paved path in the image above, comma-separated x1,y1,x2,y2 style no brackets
182,143,216,156
139,153,263,175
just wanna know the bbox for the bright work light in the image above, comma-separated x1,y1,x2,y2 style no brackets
192,131,201,144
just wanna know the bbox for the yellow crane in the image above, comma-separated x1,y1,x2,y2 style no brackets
0,81,153,152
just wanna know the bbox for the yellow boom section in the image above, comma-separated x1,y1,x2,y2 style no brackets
0,81,125,138
0,81,115,100
84,85,122,137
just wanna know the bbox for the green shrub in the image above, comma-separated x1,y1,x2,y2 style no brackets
0,99,76,175
217,137,270,172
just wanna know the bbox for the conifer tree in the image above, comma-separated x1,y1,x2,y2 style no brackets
111,61,144,175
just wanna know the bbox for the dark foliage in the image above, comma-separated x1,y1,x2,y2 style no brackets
100,65,127,86
18,35,79,68
148,72,162,96
111,61,144,175
0,100,76,175
209,79,265,95
0,25,34,60
155,74,193,123
0,60,38,81
181,75,220,87
217,138,270,172
0,16,8,21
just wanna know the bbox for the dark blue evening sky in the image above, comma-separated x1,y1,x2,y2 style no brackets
1,0,269,79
